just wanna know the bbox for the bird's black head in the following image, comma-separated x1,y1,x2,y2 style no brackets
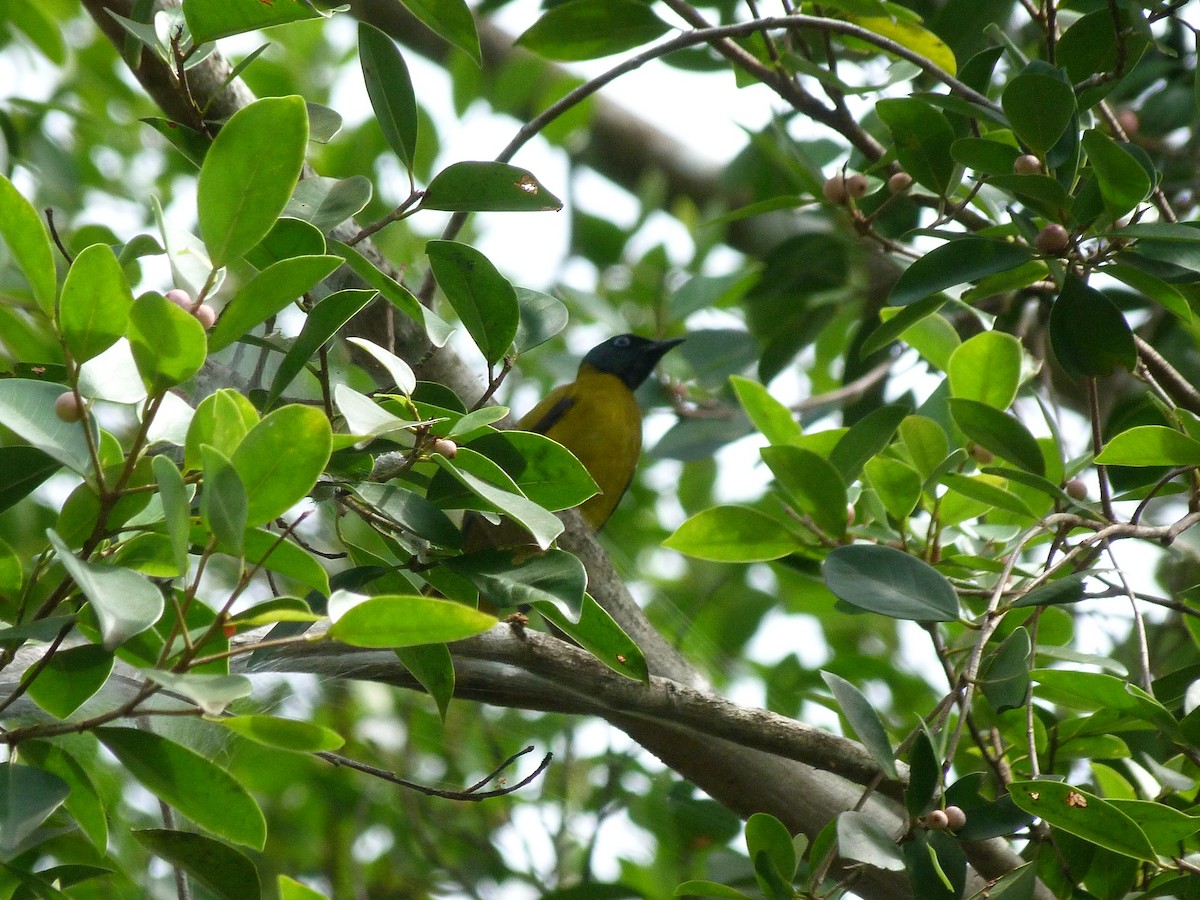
580,334,684,390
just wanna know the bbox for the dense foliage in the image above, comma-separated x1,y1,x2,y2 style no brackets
1,1,1200,898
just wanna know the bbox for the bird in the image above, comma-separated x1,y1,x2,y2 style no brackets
464,333,684,550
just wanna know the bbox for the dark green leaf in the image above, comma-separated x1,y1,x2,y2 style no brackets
394,643,456,720
761,445,847,536
97,727,267,848
1095,425,1200,466
182,0,327,42
445,549,585,612
1012,574,1089,608
265,289,376,406
0,174,56,316
829,404,909,482
515,288,569,352
1001,69,1075,155
516,0,671,61
24,643,113,719
949,398,1046,476
427,240,520,365
950,137,1020,176
133,829,261,900
0,446,61,513
905,730,939,816
877,98,958,195
889,238,1034,307
1049,276,1136,380
437,455,564,549
1007,781,1156,861
864,456,923,520
837,810,905,871
821,671,897,778
359,24,418,174
398,0,480,64
200,445,247,556
423,162,563,212
533,594,648,682
230,405,332,527
220,716,344,753
284,175,372,233
824,544,959,621
58,243,134,363
745,812,797,893
0,762,70,853
1082,129,1150,221
980,626,1031,712
353,482,462,549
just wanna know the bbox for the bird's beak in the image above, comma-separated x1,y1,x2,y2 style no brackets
648,337,685,361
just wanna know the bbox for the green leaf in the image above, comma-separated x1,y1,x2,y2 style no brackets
1082,129,1150,221
876,98,957,195
19,741,107,850
1001,69,1076,155
664,506,801,562
221,715,344,753
1011,574,1088,608
359,24,418,175
197,96,309,267
1105,798,1200,846
948,398,1046,476
731,376,801,445
1031,669,1177,734
533,594,648,682
940,473,1036,518
821,671,898,779
127,292,208,393
47,530,164,650
0,762,70,853
0,174,56,316
133,829,261,900
886,309,960,373
393,643,456,720
284,175,372,233
230,405,332,527
0,446,61,513
345,337,417,396
1095,425,1200,467
824,544,959,621
142,670,252,716
950,136,1021,177
353,482,462,549
460,431,599,511
207,255,343,354
1103,263,1191,322
184,389,259,472
182,0,327,43
848,16,956,76
201,445,248,556
58,243,134,363
760,446,848,536
889,238,1034,307
432,455,563,549
515,288,569,352
948,331,1022,409
153,455,191,577
863,456,922,520
836,810,905,871
516,0,671,61
829,403,908,482
330,595,495,647
398,0,480,64
1049,276,1136,381
0,380,95,476
265,289,376,406
905,730,939,816
445,549,585,612
426,240,520,366
279,875,331,900
860,293,948,355
674,883,754,900
423,162,563,212
1007,781,1156,861
97,726,267,848
745,812,798,891
980,627,1031,712
24,643,113,719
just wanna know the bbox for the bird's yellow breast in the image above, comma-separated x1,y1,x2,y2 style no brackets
519,366,643,529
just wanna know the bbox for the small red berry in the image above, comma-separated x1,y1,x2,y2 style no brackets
194,304,217,330
925,809,949,830
165,288,196,311
1035,223,1071,255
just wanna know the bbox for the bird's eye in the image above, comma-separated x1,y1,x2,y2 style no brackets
613,336,631,348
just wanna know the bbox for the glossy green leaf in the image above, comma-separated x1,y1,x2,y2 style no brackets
664,506,801,562
265,289,376,406
862,292,948,355
431,455,563,549
353,482,462,549
1103,263,1191,322
824,544,959,621
731,376,801,445
427,240,520,366
227,597,320,628
182,0,327,43
230,405,332,527
533,594,649,682
1057,8,1150,108
58,243,133,363
1082,129,1150,220
1049,276,1136,381
949,398,1046,476
127,292,208,393
905,730,939,817
446,549,585,612
1011,574,1088,608
359,24,418,174
284,175,372,233
201,445,247,556
423,162,563,212
941,473,1035,518
877,98,957,195
849,16,956,76
184,389,259,472
837,810,906,871
207,254,342,353
0,762,70,853
346,337,417,396
950,137,1021,176
143,670,252,716
515,288,569,352
451,430,599,512
330,595,495,647
133,829,261,900
24,643,113,719
981,626,1031,712
0,174,56,316
153,454,191,576
47,530,164,650
1105,798,1200,846
1001,69,1075,155
393,643,455,720
829,403,908,482
1095,425,1200,466
197,96,309,267
821,671,897,779
221,715,344,753
399,0,480,64
1032,669,1176,733
516,0,670,61
0,380,94,476
1007,781,1156,861
0,446,60,513
279,875,331,900
948,331,1022,409
888,309,960,373
889,238,1033,307
97,726,266,848
863,456,922,520
745,811,797,891
761,445,847,536
19,741,107,850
